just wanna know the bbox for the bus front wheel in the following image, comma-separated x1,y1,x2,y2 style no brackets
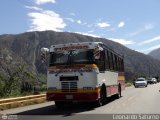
55,101,65,109
95,85,107,106
116,84,121,99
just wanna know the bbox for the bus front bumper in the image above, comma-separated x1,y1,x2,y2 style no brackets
46,92,99,102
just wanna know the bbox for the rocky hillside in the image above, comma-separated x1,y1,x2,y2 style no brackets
1,31,160,82
148,48,160,60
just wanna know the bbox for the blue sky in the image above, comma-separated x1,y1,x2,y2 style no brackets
0,0,160,54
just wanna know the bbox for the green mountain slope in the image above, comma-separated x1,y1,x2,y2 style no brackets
1,31,160,82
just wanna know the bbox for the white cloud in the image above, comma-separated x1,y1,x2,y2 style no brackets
75,32,100,38
139,36,160,45
65,18,75,22
83,22,87,25
25,6,43,11
73,32,134,46
129,23,154,37
87,24,93,28
88,30,94,33
118,21,125,28
34,0,56,5
109,38,135,45
129,30,142,37
139,44,160,53
77,20,82,24
97,22,110,28
27,8,66,31
144,24,154,30
69,13,75,16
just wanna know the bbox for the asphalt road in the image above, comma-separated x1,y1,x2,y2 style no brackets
1,83,160,120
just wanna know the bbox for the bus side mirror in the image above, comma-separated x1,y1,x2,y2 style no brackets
40,47,49,63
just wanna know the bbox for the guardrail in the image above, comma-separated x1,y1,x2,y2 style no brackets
0,94,46,110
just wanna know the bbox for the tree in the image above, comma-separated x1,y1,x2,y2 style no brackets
0,64,36,97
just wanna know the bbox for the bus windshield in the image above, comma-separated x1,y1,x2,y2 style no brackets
49,50,94,66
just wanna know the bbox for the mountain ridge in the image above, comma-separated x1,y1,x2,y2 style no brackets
148,48,160,60
1,30,160,82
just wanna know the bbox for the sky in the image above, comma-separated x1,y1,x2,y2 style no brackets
0,0,160,54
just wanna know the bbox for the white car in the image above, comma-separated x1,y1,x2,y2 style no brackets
134,78,148,88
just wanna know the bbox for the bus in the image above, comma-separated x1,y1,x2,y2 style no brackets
41,42,125,108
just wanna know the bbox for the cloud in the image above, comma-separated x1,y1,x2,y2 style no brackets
129,23,154,37
65,18,75,22
69,13,75,16
73,32,134,46
25,6,43,11
88,30,94,33
75,32,100,38
87,24,93,28
144,24,154,30
27,7,66,31
118,21,125,28
139,44,160,53
109,38,135,45
97,22,110,28
82,22,87,25
77,20,82,24
139,36,160,45
34,0,56,5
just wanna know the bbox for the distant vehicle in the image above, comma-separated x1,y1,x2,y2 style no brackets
151,78,157,84
155,77,160,83
147,78,158,84
134,78,147,88
147,78,153,84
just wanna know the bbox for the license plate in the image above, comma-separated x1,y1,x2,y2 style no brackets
65,95,73,99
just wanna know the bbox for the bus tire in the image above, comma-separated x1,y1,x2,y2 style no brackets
55,101,64,109
116,84,121,99
95,84,107,107
101,85,107,104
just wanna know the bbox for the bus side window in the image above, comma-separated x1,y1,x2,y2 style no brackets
118,58,121,71
119,58,124,71
108,52,113,70
105,50,109,70
112,53,115,70
121,59,124,71
114,55,118,71
117,57,120,71
96,51,105,72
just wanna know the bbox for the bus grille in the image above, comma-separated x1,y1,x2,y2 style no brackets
61,81,77,92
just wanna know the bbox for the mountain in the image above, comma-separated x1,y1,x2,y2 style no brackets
1,31,160,82
148,48,160,60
